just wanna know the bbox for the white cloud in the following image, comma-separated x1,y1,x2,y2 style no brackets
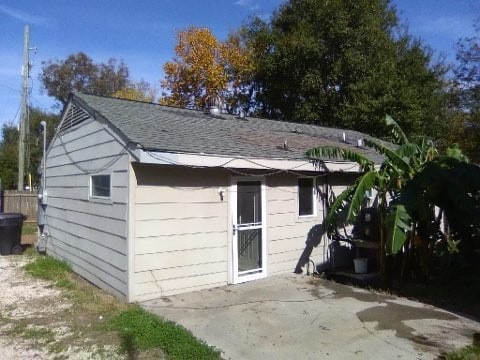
234,0,267,14
235,0,251,6
0,4,49,27
413,15,475,41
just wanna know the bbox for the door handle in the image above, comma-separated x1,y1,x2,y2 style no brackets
232,225,236,235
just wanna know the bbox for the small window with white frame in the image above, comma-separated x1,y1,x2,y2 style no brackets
298,177,315,217
90,174,111,199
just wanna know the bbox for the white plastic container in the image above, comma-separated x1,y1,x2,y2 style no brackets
353,258,368,274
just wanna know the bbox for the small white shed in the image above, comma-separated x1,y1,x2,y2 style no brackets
40,93,381,302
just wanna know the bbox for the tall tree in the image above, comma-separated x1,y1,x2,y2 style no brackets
112,80,157,102
160,26,255,113
450,17,480,163
242,0,447,139
39,52,130,105
0,124,19,190
0,108,58,190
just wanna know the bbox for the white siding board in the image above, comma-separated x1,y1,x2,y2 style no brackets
267,212,297,228
136,217,227,238
269,236,306,254
135,246,227,272
135,202,226,221
266,187,295,201
135,186,222,204
268,222,320,241
135,232,227,255
135,272,226,299
267,199,296,215
269,260,299,275
135,261,227,284
268,249,302,264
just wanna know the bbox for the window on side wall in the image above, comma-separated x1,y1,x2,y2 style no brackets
90,174,111,199
298,177,315,217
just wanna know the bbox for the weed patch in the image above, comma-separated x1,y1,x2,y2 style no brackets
444,343,480,360
24,255,72,288
107,307,221,359
22,223,37,236
7,320,55,344
20,253,220,358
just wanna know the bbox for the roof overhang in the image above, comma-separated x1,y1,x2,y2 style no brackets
134,149,362,173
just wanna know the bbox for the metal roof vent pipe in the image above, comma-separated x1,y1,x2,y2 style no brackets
205,95,223,116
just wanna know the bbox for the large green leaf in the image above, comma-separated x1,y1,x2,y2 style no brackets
385,204,412,255
306,146,374,171
324,171,378,233
385,115,410,145
364,138,412,177
344,171,378,223
324,185,356,234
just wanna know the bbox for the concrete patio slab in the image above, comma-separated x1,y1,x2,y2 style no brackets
141,274,480,360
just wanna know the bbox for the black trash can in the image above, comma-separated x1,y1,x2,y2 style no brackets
0,213,25,255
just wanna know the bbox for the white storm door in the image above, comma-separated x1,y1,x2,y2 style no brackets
232,178,267,284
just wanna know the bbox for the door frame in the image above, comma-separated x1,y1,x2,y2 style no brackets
229,176,267,284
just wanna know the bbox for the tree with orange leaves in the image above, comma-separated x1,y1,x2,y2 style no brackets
112,80,156,102
160,26,254,113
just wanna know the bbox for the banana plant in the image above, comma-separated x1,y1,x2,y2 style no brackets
307,115,480,279
307,116,417,258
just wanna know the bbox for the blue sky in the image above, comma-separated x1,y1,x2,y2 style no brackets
0,0,478,130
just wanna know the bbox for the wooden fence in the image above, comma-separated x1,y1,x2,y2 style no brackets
1,190,38,222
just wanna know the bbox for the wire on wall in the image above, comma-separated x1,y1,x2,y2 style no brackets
53,104,130,174
145,149,360,179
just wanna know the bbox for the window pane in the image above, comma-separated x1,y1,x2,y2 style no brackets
91,175,111,198
238,228,262,272
298,178,314,216
237,181,262,224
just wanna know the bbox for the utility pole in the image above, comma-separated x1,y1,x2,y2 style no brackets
17,25,30,191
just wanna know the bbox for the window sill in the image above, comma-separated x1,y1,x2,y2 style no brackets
89,196,113,204
298,213,317,220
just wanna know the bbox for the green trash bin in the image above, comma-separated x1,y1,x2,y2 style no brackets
0,213,25,255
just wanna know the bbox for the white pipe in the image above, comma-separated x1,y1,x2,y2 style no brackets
40,121,47,192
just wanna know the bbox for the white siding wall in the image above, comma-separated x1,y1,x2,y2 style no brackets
266,174,327,274
133,167,359,300
45,117,129,299
133,165,229,301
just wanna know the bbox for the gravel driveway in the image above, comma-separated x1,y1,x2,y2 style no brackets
0,254,122,359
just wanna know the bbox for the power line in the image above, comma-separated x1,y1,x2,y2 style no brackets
0,84,21,93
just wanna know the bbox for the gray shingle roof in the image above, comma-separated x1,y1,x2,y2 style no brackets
73,92,384,164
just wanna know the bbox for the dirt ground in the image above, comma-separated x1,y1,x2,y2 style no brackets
0,254,124,359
